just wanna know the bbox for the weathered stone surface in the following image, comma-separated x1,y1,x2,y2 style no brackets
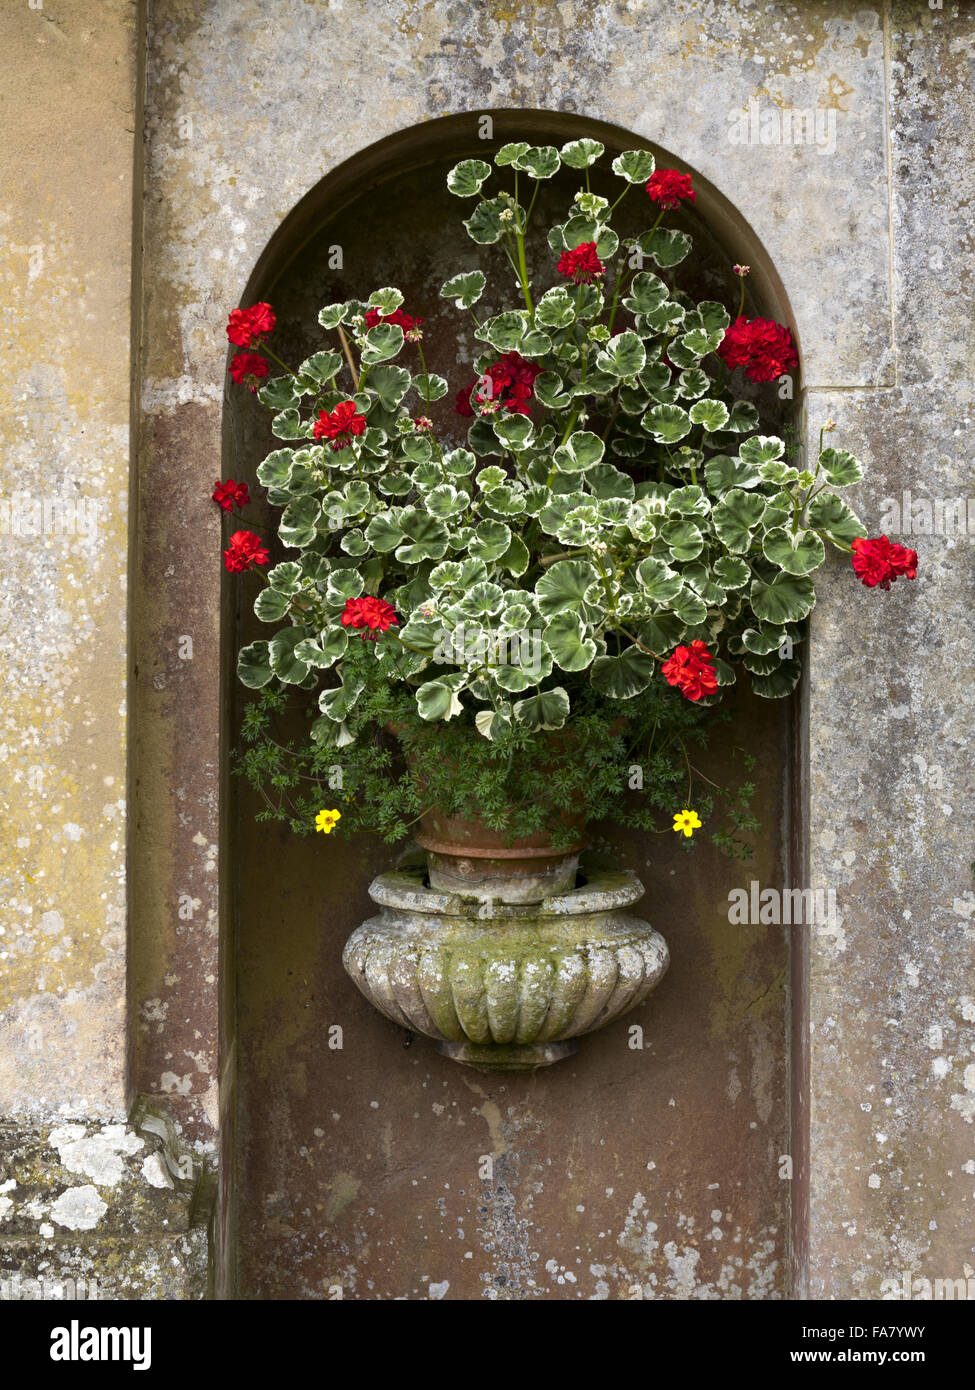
2,0,970,1301
0,1,136,1119
804,380,975,1299
0,1112,211,1300
344,863,669,1063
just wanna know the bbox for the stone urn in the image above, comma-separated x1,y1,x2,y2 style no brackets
343,857,669,1072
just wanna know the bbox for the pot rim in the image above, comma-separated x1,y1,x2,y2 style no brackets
414,832,587,860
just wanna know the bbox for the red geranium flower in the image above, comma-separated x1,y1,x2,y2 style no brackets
226,302,276,348
340,596,399,640
717,315,799,383
313,400,368,450
212,479,250,512
645,169,696,209
223,529,269,573
454,352,543,418
229,352,269,391
364,306,424,338
661,640,719,701
851,536,918,591
557,241,604,285
454,385,475,417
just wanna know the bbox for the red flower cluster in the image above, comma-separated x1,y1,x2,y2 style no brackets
226,302,276,348
340,596,399,639
661,640,719,701
229,352,269,391
454,351,543,418
717,316,799,383
363,306,423,337
223,529,269,573
557,241,605,285
212,478,250,512
314,400,368,450
645,169,696,209
851,535,918,591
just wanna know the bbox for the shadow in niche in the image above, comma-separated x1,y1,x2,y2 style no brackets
220,112,801,1300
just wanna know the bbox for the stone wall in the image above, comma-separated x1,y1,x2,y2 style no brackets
1,0,972,1300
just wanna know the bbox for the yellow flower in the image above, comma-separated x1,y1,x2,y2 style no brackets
672,809,702,838
315,808,342,834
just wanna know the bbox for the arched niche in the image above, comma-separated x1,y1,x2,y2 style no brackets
220,110,802,1300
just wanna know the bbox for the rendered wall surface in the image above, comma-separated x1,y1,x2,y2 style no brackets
0,0,137,1122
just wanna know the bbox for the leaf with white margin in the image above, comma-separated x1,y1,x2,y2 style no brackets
542,612,598,671
713,555,751,589
512,686,570,730
440,270,486,309
365,364,411,409
590,645,655,698
712,488,767,553
412,372,448,402
643,404,692,443
475,708,512,740
442,447,478,478
725,400,760,433
317,302,351,330
269,626,312,684
238,641,273,689
762,526,826,576
494,142,529,167
416,673,467,721
560,430,605,472
704,453,761,496
750,572,816,624
279,496,322,547
659,520,704,561
560,138,604,168
463,199,506,244
393,511,449,563
447,159,492,196
360,322,405,365
535,559,599,618
751,659,801,699
622,271,670,315
689,398,730,432
596,330,646,378
477,310,530,352
365,512,404,552
515,145,560,178
612,149,656,183
739,434,785,466
367,286,404,313
806,491,867,543
639,227,693,266
818,447,864,487
635,557,683,605
293,629,348,668
469,519,512,563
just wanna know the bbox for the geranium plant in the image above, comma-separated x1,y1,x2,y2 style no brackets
223,139,916,849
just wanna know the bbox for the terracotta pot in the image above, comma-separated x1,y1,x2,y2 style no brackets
414,807,587,904
391,722,588,903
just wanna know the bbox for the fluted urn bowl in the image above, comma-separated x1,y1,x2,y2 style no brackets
343,860,669,1072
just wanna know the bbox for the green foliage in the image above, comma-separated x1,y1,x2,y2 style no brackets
232,144,870,850
235,652,758,858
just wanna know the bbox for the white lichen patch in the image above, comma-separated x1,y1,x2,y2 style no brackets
50,1184,108,1231
49,1122,143,1186
141,1152,174,1189
0,1177,16,1221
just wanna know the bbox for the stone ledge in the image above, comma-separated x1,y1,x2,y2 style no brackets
0,1102,212,1300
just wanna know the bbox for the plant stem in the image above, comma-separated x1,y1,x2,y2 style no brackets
336,325,359,390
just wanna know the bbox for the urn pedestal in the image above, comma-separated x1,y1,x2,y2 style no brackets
343,858,668,1073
